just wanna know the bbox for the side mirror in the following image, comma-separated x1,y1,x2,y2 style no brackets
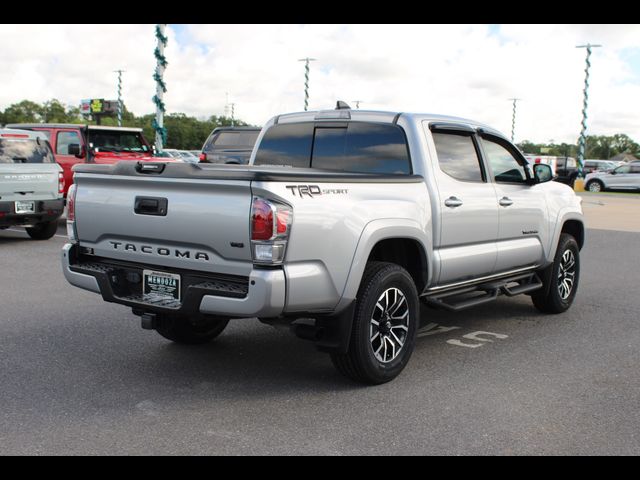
68,143,82,157
610,169,617,175
533,163,553,183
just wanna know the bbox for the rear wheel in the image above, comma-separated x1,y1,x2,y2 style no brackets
586,180,604,193
330,261,419,385
156,316,229,345
532,233,580,313
26,221,58,240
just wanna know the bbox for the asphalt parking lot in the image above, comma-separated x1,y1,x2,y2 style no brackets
1,193,639,455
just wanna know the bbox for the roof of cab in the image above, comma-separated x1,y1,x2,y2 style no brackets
273,109,507,138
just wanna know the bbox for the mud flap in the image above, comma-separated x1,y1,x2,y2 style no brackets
314,301,356,354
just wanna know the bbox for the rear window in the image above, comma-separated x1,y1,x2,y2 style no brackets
0,138,55,164
254,123,314,168
204,131,260,151
254,121,411,174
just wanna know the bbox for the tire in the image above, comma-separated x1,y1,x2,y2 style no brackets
26,221,58,240
330,261,419,385
155,316,229,345
532,233,580,314
586,180,604,193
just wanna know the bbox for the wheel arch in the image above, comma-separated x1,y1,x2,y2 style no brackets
334,219,432,313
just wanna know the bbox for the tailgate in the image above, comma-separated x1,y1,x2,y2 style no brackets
0,164,61,201
74,167,253,276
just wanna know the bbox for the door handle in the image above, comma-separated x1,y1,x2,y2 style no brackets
444,196,463,208
499,196,513,207
134,196,168,216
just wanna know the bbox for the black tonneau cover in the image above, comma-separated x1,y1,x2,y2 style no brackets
73,161,424,184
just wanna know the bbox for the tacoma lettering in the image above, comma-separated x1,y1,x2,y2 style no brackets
108,241,209,261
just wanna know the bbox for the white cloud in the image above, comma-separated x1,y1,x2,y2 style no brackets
1,24,639,144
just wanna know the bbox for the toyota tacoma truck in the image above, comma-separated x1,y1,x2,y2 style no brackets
61,106,585,384
1,129,65,239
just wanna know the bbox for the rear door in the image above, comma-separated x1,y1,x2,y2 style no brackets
479,135,547,273
606,164,632,189
428,126,499,285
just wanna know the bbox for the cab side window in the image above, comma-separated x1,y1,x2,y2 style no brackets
481,138,527,183
432,132,484,182
56,131,81,155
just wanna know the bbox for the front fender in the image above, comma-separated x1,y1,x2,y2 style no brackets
546,209,585,263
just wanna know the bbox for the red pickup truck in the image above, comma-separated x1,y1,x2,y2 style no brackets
5,124,165,196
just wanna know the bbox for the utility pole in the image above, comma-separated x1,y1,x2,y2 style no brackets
152,24,168,152
224,92,230,118
230,103,236,126
575,43,602,184
298,57,317,111
508,98,521,143
114,69,125,126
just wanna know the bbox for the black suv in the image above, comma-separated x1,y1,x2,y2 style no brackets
200,127,261,164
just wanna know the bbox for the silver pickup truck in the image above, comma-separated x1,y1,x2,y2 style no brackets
62,107,584,384
1,129,65,240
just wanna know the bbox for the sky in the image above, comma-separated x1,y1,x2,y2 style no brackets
1,24,639,144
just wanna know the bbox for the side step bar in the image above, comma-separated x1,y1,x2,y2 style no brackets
423,272,543,312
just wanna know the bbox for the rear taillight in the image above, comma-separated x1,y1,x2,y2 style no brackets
58,173,65,195
66,184,78,243
250,197,292,264
199,153,206,162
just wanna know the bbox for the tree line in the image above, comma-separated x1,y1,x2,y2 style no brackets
0,99,250,150
2,99,639,159
517,134,639,160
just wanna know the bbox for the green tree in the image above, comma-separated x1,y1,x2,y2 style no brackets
584,134,640,159
2,100,43,123
40,99,69,123
1,98,254,150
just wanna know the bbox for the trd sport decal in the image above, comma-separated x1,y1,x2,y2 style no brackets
285,185,348,198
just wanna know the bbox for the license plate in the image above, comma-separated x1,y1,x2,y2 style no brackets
15,201,35,214
143,270,181,302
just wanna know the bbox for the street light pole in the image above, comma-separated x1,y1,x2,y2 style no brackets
298,57,317,111
576,43,602,182
508,98,521,143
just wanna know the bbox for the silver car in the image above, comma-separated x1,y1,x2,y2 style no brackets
585,163,640,192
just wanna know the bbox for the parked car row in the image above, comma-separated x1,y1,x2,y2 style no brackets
0,122,263,202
